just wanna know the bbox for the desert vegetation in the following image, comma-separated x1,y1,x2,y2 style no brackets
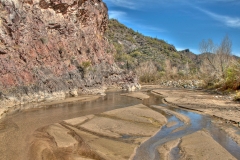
106,19,240,98
105,19,197,82
199,35,240,91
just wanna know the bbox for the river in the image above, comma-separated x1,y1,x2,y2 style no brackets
0,90,239,160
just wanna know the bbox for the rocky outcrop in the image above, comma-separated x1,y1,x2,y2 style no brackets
160,80,203,89
0,0,140,117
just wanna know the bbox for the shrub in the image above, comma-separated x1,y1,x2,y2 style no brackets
82,61,91,69
130,51,142,57
234,91,240,101
224,60,240,90
136,61,160,83
114,53,136,70
126,34,136,43
113,42,124,54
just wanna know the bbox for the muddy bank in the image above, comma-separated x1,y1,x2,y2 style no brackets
152,88,240,145
0,84,141,120
0,88,104,120
121,92,150,100
158,131,236,160
29,104,167,160
179,131,236,160
152,88,240,123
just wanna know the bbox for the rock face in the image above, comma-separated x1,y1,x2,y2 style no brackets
160,80,203,89
0,0,140,115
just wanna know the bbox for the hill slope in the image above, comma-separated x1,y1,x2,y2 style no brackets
105,19,198,74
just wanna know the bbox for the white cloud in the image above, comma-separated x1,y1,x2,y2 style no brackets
104,0,138,9
108,11,127,19
104,0,240,11
138,25,167,33
196,7,240,28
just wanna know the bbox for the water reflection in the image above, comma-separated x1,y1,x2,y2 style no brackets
0,91,141,160
0,91,239,160
133,92,240,160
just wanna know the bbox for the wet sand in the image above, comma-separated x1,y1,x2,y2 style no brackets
29,104,167,160
152,88,240,123
152,105,190,125
1,89,240,160
152,88,240,145
0,91,141,160
29,90,240,160
179,131,236,160
121,92,150,100
158,138,180,160
158,130,236,160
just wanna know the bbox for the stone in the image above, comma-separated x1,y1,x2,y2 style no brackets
69,89,78,97
0,0,139,118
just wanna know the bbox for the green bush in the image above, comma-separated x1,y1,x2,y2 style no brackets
113,42,124,54
130,51,142,57
114,53,136,70
224,61,240,90
126,34,136,43
82,61,91,69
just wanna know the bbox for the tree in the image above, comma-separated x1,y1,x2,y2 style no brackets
216,35,232,78
199,39,215,54
199,35,233,81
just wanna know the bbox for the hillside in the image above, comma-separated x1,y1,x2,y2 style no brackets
105,19,240,88
105,19,199,75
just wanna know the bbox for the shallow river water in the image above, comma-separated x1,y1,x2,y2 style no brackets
133,92,240,160
0,90,239,160
0,91,140,160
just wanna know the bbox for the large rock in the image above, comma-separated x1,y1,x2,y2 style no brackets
0,0,139,112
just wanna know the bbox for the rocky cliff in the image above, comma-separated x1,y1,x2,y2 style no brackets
0,0,140,116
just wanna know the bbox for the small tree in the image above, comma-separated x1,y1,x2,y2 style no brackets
216,35,232,78
199,35,233,82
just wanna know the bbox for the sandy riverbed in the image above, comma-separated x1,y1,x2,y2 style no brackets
28,103,167,160
158,130,236,160
27,88,240,160
152,88,240,145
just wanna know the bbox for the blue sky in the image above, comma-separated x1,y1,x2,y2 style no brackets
103,0,240,56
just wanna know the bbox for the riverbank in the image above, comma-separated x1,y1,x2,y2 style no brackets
0,83,141,120
152,87,240,145
0,87,105,120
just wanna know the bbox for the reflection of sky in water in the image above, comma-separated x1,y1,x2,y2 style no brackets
154,115,184,139
134,93,240,160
